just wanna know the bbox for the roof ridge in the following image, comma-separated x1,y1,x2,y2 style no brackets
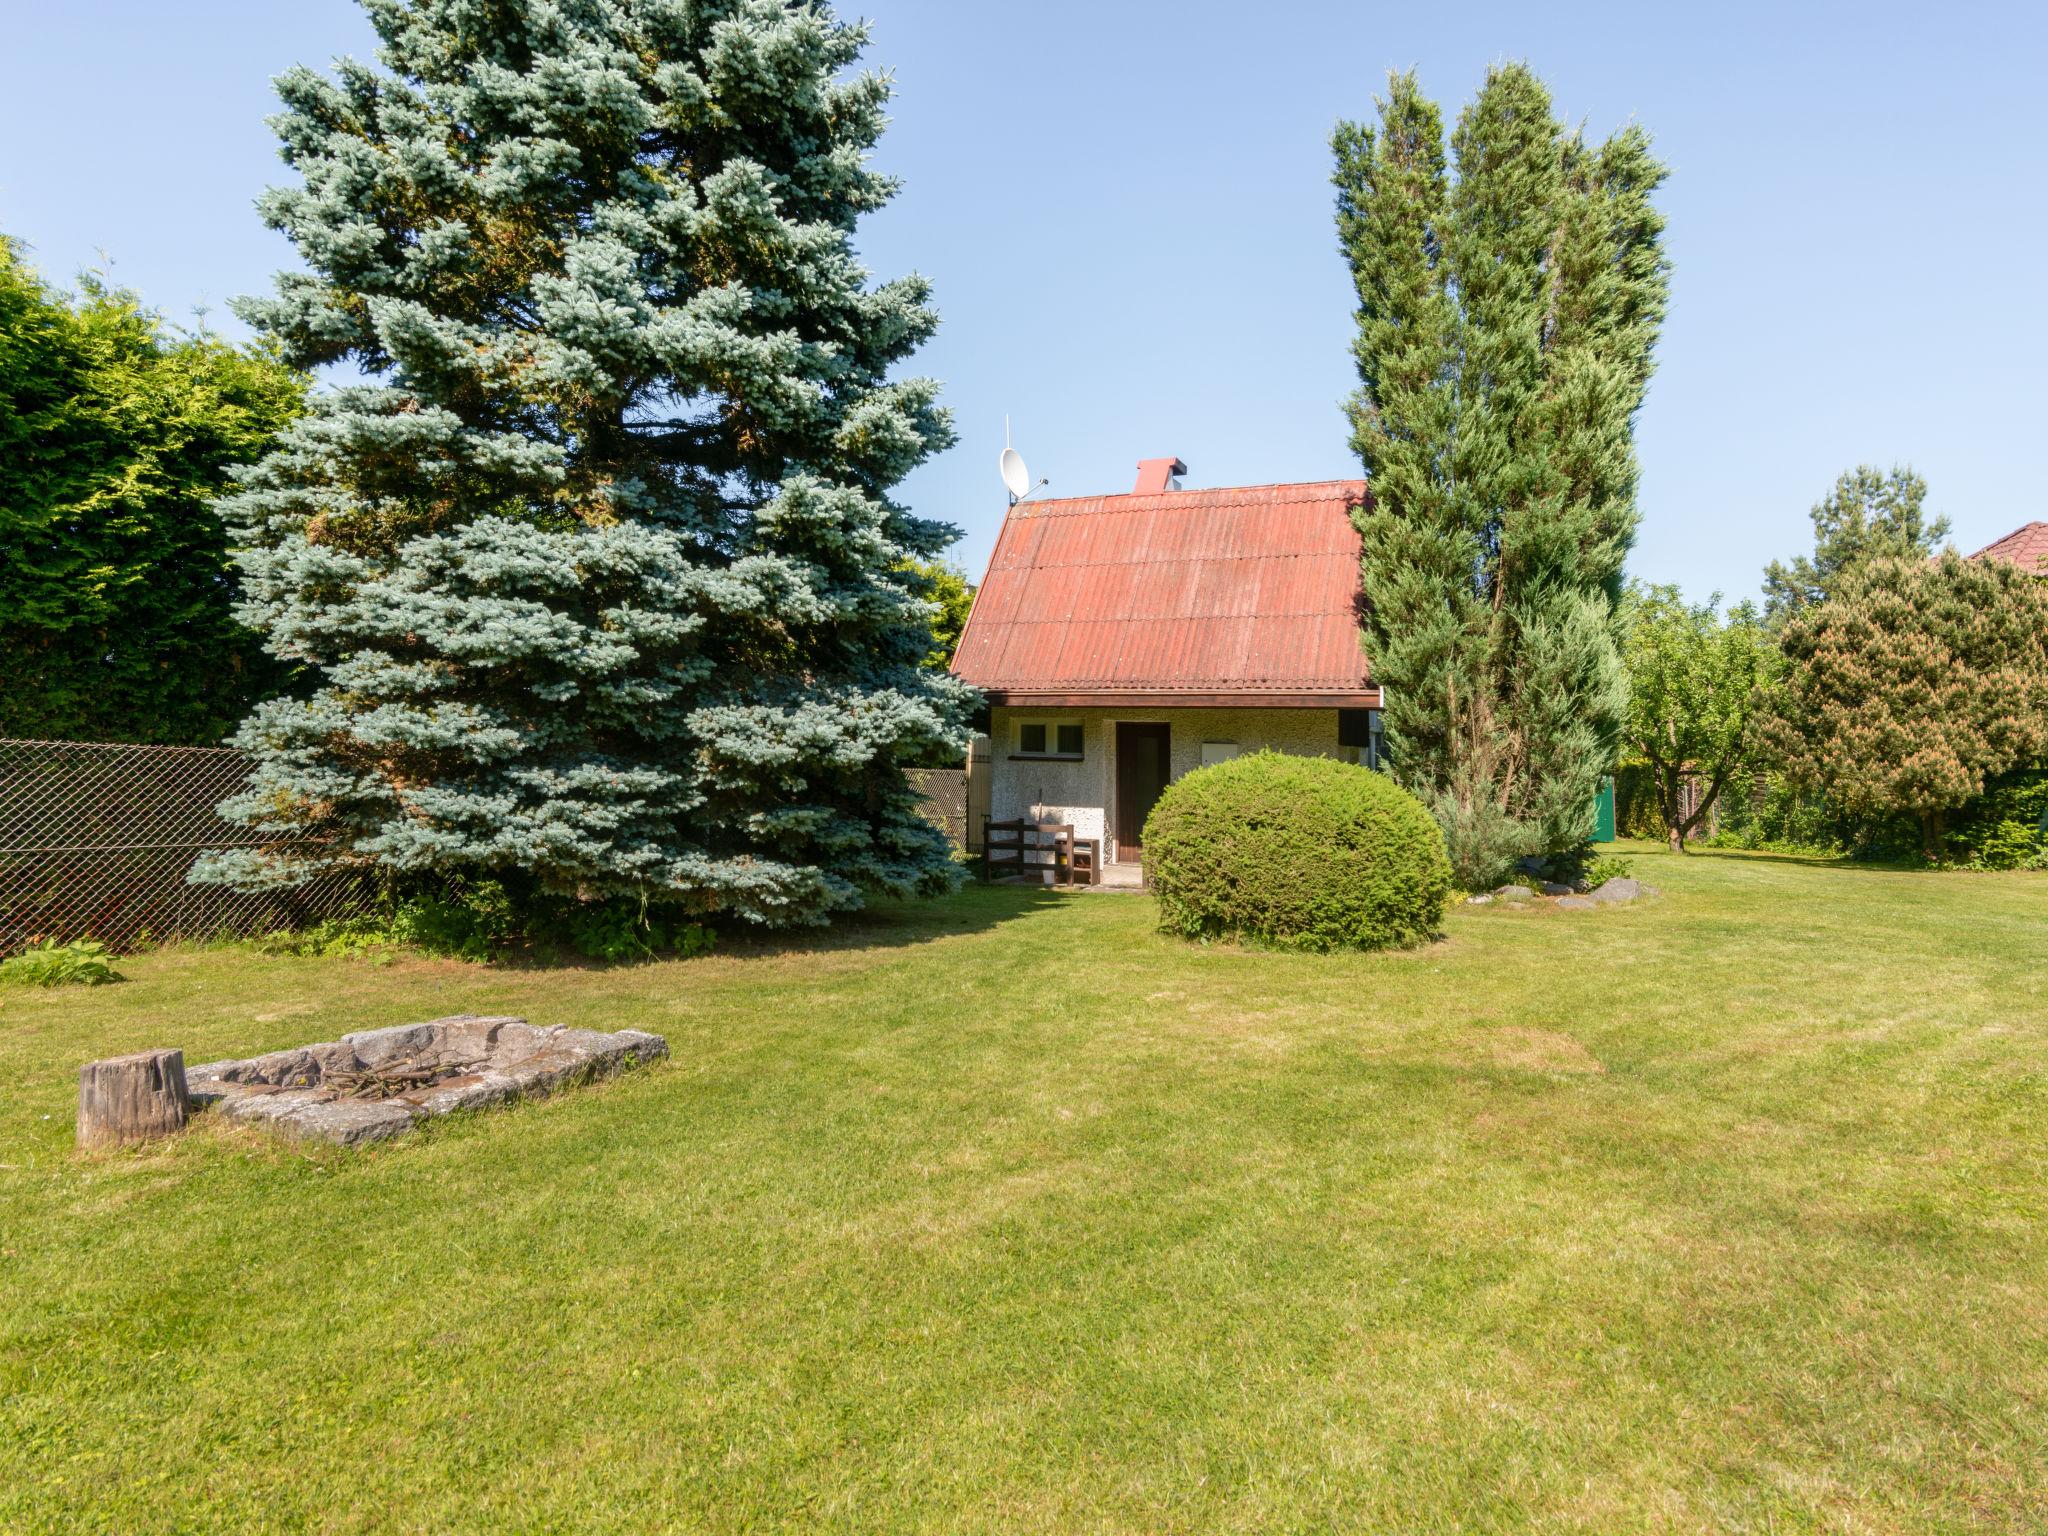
1007,477,1368,514
1970,520,2048,563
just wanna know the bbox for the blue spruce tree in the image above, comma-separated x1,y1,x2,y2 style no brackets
196,0,974,926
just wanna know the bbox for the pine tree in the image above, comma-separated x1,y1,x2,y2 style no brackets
195,0,974,927
0,240,305,744
1333,66,1669,884
1767,554,2048,858
1762,465,1948,627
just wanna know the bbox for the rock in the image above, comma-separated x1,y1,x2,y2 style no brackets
1556,895,1598,911
1590,877,1642,903
1540,882,1576,897
216,1092,417,1147
340,1022,445,1070
187,1015,668,1147
1467,894,1495,905
1493,884,1535,899
342,1015,526,1070
411,1073,522,1117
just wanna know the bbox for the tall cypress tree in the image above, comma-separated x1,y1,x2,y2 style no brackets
196,0,973,926
1333,66,1669,882
1331,78,1472,802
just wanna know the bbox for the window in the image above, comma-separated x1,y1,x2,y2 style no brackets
1013,719,1083,759
1199,741,1240,767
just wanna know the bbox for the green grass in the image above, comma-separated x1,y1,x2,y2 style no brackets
2,845,2044,1533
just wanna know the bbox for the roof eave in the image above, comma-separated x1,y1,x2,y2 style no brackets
971,687,1383,710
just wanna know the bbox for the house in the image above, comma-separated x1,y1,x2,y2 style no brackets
1970,521,2048,575
949,458,1381,871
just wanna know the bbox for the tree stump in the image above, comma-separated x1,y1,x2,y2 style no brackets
77,1049,190,1150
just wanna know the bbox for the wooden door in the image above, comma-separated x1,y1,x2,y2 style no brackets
1114,723,1172,862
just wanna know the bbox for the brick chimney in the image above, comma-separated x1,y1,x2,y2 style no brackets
1133,456,1187,494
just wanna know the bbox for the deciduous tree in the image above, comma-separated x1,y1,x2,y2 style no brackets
1621,584,1776,852
902,557,973,670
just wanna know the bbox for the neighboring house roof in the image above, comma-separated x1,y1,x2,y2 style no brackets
1970,521,2048,573
951,477,1379,708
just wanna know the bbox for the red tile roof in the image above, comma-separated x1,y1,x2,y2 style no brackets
1971,521,2048,573
951,479,1379,707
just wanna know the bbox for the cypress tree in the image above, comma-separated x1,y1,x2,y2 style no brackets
1332,66,1669,882
1330,77,1474,804
196,0,973,927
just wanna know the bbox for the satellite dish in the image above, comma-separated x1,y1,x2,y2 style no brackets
999,446,1031,500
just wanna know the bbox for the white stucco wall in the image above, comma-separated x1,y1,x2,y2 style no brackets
986,710,1114,852
985,706,1353,864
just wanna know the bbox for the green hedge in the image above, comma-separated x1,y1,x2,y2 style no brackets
1613,764,1665,841
1143,751,1451,951
1705,767,2046,866
1948,770,2048,869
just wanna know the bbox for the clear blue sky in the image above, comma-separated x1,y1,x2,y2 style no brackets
5,0,2042,602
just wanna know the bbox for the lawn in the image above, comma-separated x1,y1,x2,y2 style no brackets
2,846,2043,1534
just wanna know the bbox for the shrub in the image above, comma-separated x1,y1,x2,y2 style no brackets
1704,772,1847,854
1,938,122,987
1613,765,1666,841
1144,752,1451,951
1427,790,1543,892
258,879,718,964
1703,768,2047,867
559,900,717,963
1584,852,1636,887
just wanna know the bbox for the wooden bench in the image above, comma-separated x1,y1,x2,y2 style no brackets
982,819,1098,885
1068,836,1099,885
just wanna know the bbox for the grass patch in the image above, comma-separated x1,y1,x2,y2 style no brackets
2,846,2044,1532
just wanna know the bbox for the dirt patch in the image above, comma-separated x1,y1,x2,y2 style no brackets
1462,1027,1606,1075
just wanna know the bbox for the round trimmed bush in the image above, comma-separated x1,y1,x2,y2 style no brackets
1143,751,1451,951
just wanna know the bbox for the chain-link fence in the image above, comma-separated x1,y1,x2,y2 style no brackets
905,767,967,848
0,738,372,956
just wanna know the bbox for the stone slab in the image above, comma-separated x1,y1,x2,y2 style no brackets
187,1015,667,1146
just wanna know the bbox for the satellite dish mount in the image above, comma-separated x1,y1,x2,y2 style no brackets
999,416,1048,506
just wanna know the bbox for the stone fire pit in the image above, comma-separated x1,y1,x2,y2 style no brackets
187,1014,668,1146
